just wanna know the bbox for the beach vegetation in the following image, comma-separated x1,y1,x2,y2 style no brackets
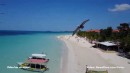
77,23,130,53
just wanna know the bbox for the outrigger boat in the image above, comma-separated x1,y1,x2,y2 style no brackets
18,53,49,72
18,58,49,72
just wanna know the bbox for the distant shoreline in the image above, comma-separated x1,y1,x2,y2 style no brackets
0,30,72,36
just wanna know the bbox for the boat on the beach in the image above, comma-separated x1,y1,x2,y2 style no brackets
18,53,49,72
28,53,49,63
87,70,108,73
86,65,108,73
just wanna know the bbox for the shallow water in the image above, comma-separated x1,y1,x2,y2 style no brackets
0,33,69,73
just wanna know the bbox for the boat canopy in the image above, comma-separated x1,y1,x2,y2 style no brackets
32,54,46,58
26,59,46,64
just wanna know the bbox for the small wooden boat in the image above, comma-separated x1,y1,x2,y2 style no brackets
18,63,48,72
18,53,49,72
18,59,49,72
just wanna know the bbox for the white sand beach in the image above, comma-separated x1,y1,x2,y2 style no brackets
58,35,130,73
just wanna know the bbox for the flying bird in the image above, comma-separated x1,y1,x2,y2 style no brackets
72,19,89,36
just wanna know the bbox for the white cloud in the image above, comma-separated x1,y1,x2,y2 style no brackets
108,4,130,12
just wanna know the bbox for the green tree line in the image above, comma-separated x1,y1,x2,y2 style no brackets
77,23,130,52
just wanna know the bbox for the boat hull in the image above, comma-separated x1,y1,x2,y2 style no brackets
17,62,48,72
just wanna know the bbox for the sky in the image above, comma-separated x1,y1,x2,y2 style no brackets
0,0,130,31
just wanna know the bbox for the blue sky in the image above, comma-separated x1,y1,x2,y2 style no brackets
0,0,130,31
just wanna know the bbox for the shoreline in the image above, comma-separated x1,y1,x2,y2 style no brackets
58,35,78,73
59,38,68,73
57,35,130,73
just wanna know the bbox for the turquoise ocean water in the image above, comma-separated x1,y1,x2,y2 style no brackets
0,32,69,73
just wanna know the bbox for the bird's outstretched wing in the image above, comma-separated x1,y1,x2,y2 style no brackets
72,26,80,36
72,19,89,36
